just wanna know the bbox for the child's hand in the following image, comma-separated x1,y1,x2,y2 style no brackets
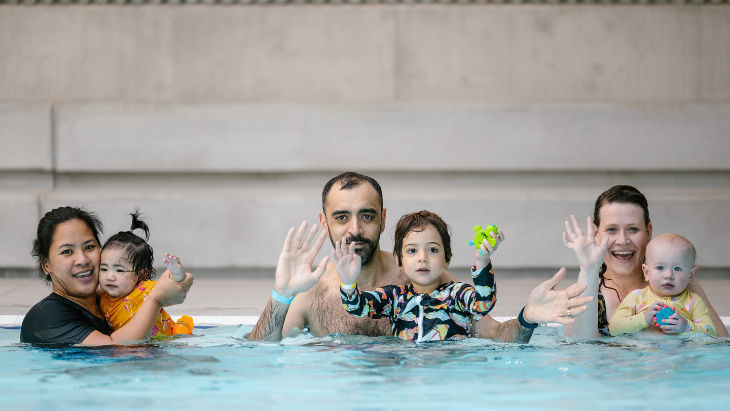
563,215,608,272
163,253,185,282
659,313,689,334
643,301,664,326
476,230,504,270
332,236,362,292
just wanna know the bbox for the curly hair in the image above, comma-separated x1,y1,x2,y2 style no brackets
393,210,452,266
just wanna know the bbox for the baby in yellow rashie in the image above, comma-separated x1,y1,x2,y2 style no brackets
98,212,193,337
609,234,716,337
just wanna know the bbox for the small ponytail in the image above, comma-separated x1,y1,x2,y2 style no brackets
129,209,151,241
102,208,156,283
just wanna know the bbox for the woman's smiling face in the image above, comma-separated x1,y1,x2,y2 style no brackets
43,219,101,299
595,202,653,279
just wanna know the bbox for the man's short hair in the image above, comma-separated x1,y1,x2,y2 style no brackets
321,172,383,213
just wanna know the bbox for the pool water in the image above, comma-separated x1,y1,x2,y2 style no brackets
1,325,729,411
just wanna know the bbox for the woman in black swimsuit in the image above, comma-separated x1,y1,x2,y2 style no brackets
20,206,194,345
562,185,726,338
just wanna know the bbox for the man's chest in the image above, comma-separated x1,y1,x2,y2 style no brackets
307,285,393,337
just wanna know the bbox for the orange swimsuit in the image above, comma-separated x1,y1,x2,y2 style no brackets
100,280,178,337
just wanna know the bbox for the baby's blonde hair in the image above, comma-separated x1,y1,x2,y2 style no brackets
646,233,697,266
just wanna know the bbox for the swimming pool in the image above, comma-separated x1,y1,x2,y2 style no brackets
1,324,729,411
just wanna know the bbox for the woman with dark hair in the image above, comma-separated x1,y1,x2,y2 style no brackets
562,185,726,339
20,206,194,345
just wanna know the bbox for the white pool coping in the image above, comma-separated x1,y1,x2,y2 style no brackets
2,315,730,327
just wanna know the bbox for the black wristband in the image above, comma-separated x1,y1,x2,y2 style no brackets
518,307,539,330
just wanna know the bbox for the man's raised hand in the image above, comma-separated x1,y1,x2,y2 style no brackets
523,268,595,325
563,215,608,272
332,236,362,288
273,221,329,299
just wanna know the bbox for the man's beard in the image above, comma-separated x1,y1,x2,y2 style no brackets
330,233,380,267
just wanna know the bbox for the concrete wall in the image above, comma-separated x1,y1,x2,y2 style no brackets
1,5,729,277
2,6,730,104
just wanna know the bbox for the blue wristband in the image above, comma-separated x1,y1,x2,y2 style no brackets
271,289,295,305
518,307,539,330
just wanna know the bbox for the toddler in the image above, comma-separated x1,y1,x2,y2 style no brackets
99,211,193,337
609,234,716,336
335,210,500,342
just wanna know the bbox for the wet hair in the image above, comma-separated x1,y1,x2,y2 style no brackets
393,210,452,266
32,206,104,285
647,234,697,266
593,185,650,229
593,185,651,299
101,209,156,284
322,172,383,214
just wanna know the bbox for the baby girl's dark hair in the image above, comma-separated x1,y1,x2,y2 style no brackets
393,210,452,266
102,209,156,284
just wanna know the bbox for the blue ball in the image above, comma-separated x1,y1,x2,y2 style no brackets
655,307,675,325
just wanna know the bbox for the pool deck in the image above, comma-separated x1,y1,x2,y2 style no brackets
2,276,730,326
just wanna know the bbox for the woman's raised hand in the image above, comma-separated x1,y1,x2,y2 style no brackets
332,236,362,286
563,215,608,271
150,270,194,307
274,221,330,299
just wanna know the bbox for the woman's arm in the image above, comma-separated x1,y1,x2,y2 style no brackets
562,266,600,339
688,280,727,337
81,271,193,345
474,268,595,343
562,216,607,339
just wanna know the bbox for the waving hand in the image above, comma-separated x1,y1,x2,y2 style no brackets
273,221,330,298
563,215,608,271
332,236,362,286
523,268,595,325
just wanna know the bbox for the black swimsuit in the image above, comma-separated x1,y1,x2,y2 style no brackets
597,292,610,337
21,293,113,344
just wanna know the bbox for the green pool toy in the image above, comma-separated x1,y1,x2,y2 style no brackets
468,224,499,255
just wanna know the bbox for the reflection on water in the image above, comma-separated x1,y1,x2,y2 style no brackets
1,326,729,410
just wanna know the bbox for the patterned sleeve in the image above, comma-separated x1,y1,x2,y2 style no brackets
687,294,717,336
608,292,649,336
455,261,496,317
341,285,401,320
